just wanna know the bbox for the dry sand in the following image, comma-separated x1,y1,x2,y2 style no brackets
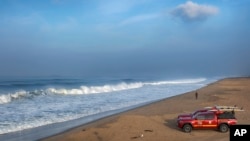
42,77,250,141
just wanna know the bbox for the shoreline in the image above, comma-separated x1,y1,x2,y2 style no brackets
1,77,249,141
42,77,250,141
0,89,194,141
0,99,161,141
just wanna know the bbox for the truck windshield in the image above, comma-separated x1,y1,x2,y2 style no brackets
192,111,201,118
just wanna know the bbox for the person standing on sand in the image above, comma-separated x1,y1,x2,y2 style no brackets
195,91,198,100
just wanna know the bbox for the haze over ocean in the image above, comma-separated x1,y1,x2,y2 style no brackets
0,0,250,140
0,0,249,77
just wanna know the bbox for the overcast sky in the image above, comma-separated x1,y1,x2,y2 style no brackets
0,0,249,77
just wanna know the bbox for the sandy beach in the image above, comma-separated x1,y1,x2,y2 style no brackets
42,77,250,141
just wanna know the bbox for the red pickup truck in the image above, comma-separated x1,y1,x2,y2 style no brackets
177,111,237,133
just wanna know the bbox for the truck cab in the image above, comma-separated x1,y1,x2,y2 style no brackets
177,106,222,119
177,111,237,133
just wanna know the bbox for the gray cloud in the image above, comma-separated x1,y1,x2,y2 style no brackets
171,1,218,22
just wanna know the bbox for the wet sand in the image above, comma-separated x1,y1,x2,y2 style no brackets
42,77,250,141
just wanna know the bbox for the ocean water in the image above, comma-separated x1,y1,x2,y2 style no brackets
0,76,218,136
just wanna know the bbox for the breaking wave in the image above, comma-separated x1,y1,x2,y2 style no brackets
0,78,206,104
0,90,47,104
47,82,143,95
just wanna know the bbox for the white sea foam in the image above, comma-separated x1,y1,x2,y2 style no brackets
146,78,207,85
0,90,27,104
47,82,144,95
0,95,11,104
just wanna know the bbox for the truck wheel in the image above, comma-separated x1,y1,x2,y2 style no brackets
183,124,192,133
219,124,228,133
